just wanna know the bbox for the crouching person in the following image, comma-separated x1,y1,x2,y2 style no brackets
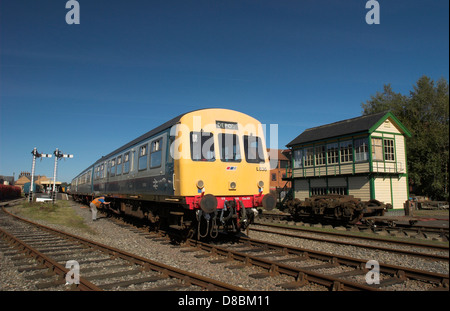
90,196,110,221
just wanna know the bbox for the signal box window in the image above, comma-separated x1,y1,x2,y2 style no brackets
219,133,241,162
372,138,383,161
384,139,395,161
355,138,369,162
340,140,353,163
191,132,215,161
304,147,314,167
327,143,339,164
244,135,265,163
315,145,326,166
293,149,303,168
150,139,162,168
138,144,148,170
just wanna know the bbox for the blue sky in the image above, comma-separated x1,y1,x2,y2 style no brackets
0,0,448,183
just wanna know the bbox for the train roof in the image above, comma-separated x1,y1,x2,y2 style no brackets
72,108,258,180
94,111,187,165
93,108,250,165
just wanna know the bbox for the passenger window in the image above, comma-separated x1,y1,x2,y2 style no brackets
190,132,215,161
116,156,122,175
138,144,148,170
123,152,130,174
244,135,265,163
110,158,116,177
219,133,241,162
150,139,162,168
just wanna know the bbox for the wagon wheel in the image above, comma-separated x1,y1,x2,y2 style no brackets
387,220,396,228
348,212,363,225
364,218,375,228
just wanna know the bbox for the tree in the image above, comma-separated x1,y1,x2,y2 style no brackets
362,76,449,201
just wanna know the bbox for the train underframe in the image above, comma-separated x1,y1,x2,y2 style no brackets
71,193,274,240
285,195,388,225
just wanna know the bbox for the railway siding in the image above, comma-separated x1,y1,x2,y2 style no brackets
2,200,448,291
1,205,245,291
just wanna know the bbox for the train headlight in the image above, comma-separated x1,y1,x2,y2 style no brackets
258,181,264,188
229,181,237,190
196,180,205,189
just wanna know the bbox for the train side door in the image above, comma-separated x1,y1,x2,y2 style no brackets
130,148,136,194
166,135,175,195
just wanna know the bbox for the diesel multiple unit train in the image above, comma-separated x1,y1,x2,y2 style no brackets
70,108,276,239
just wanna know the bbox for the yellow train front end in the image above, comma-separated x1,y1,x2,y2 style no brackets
171,108,276,237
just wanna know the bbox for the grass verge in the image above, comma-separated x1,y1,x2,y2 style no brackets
12,201,96,235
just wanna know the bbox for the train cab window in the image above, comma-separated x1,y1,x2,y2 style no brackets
138,144,148,171
190,132,215,161
123,152,130,174
150,139,162,168
116,156,123,175
219,133,241,162
243,135,265,163
100,164,104,178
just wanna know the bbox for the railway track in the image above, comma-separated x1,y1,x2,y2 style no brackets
0,206,245,291
3,199,447,292
98,206,449,291
258,211,449,241
97,214,377,291
185,236,449,291
107,211,449,291
249,223,449,262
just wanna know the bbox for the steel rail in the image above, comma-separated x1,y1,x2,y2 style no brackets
253,222,449,251
1,206,245,291
187,236,449,290
238,236,449,287
256,213,449,237
0,198,26,207
0,227,101,291
249,226,449,261
187,239,379,291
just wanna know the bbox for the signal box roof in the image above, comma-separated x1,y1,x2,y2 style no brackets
286,111,411,147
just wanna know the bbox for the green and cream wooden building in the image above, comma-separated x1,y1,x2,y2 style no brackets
286,112,411,209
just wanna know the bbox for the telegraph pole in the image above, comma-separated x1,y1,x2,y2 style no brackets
52,148,73,204
29,148,52,202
